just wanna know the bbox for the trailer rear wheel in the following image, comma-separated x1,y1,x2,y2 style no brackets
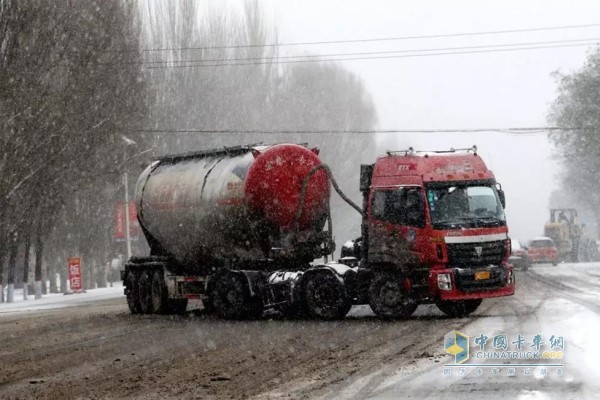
125,271,141,314
436,299,482,317
368,273,417,319
211,273,261,320
138,271,153,314
304,272,351,320
151,270,169,314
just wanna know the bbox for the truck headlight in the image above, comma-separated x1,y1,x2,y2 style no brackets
508,269,515,285
438,273,452,290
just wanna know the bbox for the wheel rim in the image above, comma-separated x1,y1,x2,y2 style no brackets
381,282,403,307
306,274,346,319
370,275,416,318
213,274,247,318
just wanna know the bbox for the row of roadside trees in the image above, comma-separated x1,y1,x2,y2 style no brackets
548,46,600,237
0,0,146,301
0,0,378,301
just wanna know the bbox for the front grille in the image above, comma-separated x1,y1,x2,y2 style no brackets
455,266,507,292
447,240,505,268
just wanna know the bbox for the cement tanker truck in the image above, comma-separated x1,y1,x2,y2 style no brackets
122,143,355,319
123,143,515,320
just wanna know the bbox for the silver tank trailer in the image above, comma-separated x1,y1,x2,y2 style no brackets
134,144,331,272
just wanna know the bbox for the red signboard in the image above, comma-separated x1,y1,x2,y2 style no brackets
68,257,82,291
114,202,139,241
114,203,126,240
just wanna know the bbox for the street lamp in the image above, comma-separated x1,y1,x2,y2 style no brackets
121,136,137,260
120,136,155,261
123,171,132,260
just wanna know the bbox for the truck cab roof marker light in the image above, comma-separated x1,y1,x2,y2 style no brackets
386,145,478,156
386,147,415,156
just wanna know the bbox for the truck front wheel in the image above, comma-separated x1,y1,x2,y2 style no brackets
368,273,417,319
436,299,482,317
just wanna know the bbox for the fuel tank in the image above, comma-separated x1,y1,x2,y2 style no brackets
135,144,331,271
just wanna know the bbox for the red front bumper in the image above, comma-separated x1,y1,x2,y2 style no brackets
429,266,515,301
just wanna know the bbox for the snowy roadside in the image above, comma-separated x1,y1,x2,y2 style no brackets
527,262,600,294
0,284,124,315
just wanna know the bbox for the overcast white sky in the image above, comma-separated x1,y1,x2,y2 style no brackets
223,0,600,241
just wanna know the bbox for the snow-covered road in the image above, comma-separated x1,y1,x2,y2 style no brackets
302,263,600,399
1,264,599,399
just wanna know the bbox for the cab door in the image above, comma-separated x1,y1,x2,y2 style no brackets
368,186,427,266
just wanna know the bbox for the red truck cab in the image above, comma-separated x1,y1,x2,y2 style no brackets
353,147,515,318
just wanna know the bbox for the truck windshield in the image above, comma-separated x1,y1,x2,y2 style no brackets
426,184,506,229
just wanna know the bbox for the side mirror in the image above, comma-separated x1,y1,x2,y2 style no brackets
360,164,374,193
497,189,506,208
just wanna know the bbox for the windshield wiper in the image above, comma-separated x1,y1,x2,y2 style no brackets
473,216,504,226
433,217,473,227
434,216,504,228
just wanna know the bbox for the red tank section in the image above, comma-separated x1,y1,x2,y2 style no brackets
245,144,330,231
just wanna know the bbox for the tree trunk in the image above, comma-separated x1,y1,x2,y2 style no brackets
0,243,5,304
596,210,600,240
99,261,108,288
34,231,44,299
7,234,18,303
60,271,68,293
22,233,31,300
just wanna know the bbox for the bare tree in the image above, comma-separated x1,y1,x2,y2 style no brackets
0,1,147,297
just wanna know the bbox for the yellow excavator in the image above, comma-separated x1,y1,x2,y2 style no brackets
544,208,582,262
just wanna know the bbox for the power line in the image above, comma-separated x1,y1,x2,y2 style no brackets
138,37,600,66
132,22,600,53
142,41,600,69
127,126,597,135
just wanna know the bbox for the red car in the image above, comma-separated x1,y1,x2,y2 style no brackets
527,237,559,266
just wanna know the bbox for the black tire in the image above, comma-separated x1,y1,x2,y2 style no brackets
125,271,141,314
210,273,262,320
168,299,188,315
138,270,153,314
151,270,169,314
304,272,351,320
552,261,558,266
368,273,417,319
202,298,215,314
436,299,482,317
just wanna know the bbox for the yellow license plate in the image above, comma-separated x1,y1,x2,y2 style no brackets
475,271,491,280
